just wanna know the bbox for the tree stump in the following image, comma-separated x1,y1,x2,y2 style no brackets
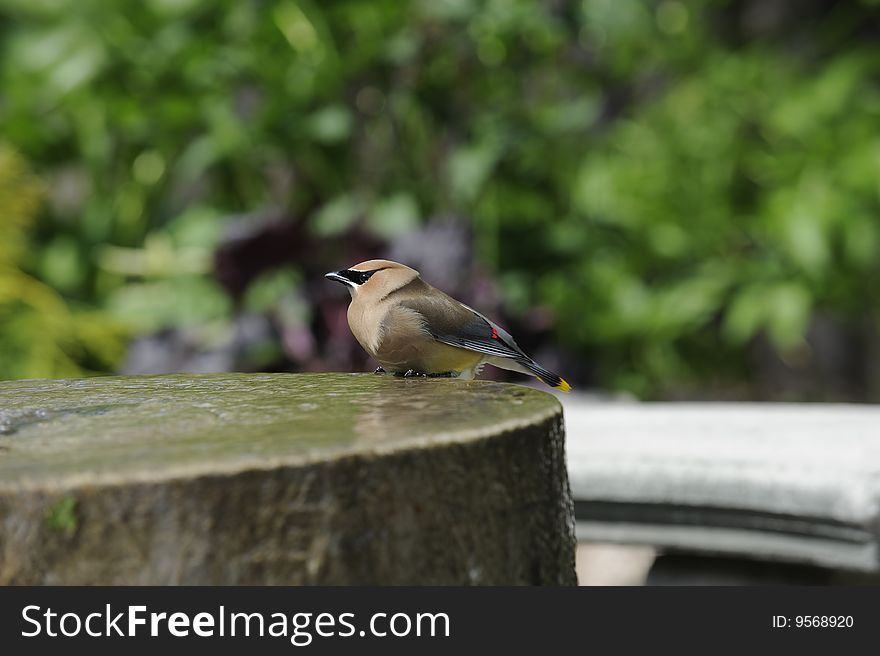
0,373,575,585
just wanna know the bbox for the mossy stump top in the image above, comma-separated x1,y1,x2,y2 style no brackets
0,373,575,585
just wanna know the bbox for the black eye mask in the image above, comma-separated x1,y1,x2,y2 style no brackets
340,267,388,285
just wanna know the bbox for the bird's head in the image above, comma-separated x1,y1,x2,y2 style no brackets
325,259,419,299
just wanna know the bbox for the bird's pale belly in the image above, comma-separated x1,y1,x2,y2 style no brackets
375,340,482,375
349,301,482,375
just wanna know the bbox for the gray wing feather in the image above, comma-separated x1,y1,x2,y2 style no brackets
420,301,531,362
393,282,531,362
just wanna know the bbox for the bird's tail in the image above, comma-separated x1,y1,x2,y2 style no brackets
487,356,572,392
521,359,572,392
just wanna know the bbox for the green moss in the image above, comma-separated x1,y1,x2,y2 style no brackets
46,496,79,536
0,373,560,488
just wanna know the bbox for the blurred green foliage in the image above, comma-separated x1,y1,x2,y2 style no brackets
0,146,124,377
1,0,879,396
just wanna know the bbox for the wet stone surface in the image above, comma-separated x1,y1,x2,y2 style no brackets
0,373,575,585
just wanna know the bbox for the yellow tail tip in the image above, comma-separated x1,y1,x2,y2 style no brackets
555,378,572,392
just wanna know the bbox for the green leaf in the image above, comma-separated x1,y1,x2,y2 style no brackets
765,282,812,351
448,141,500,203
311,194,362,236
367,193,419,239
244,267,300,313
724,282,812,350
307,105,353,143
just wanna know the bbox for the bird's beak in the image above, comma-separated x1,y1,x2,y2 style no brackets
325,271,354,286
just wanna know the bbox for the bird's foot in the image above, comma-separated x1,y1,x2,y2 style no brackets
374,366,386,374
400,369,428,378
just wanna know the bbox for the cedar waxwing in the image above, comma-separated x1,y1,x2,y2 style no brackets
325,259,571,391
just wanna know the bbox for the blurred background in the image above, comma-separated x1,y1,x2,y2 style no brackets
2,0,879,401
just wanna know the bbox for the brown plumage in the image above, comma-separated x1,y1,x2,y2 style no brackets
325,259,570,391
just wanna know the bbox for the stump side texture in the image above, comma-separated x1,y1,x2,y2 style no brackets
0,373,575,585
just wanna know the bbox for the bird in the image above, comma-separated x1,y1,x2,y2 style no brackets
325,259,571,391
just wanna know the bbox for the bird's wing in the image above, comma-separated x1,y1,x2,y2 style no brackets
397,291,529,362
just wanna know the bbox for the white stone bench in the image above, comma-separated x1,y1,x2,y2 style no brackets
564,401,880,576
